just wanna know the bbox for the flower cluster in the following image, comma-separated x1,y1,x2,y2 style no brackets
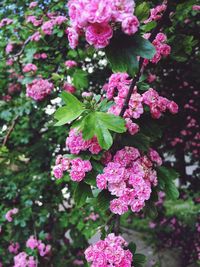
66,129,102,155
142,88,178,119
144,33,171,65
85,233,133,266
103,73,178,121
144,4,166,24
5,208,19,222
67,0,139,49
26,78,54,101
13,252,36,267
23,63,37,73
53,154,92,182
41,15,67,35
26,235,51,257
96,146,161,215
34,53,47,59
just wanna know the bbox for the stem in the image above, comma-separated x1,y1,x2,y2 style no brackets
2,116,19,146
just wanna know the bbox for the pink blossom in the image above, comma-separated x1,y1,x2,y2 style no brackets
122,15,139,35
23,63,37,73
29,2,38,8
148,149,162,166
70,158,92,182
64,60,77,68
30,32,41,42
147,73,157,83
5,208,19,222
26,78,53,101
37,242,51,257
66,129,101,154
8,242,20,254
5,43,13,54
85,23,113,49
54,16,67,25
193,5,200,11
167,101,178,114
41,20,54,35
0,18,13,28
66,27,79,49
53,164,64,179
63,82,76,94
26,236,38,250
26,16,43,27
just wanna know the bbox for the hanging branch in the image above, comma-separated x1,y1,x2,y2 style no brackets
2,116,19,146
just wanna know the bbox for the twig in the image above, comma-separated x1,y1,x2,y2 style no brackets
2,116,19,146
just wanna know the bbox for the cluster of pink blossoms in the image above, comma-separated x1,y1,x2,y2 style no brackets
103,73,178,121
13,252,36,267
5,208,19,222
66,129,102,155
143,88,178,119
144,33,171,65
85,233,133,267
26,78,54,101
144,4,166,24
26,235,51,257
67,0,139,49
96,147,162,215
53,154,92,182
41,15,67,35
23,63,37,73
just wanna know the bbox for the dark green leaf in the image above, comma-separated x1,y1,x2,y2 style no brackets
73,182,93,208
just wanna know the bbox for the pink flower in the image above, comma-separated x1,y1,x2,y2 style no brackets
5,208,19,222
167,101,178,114
41,20,54,35
37,242,51,257
70,158,92,182
8,242,20,254
64,60,77,68
5,43,13,54
148,149,162,166
53,164,64,179
63,82,76,94
23,63,37,73
26,236,38,250
30,32,41,42
125,118,139,135
85,23,113,49
0,18,13,28
29,2,38,8
193,5,200,11
67,27,79,49
122,15,139,35
110,199,128,215
26,78,53,101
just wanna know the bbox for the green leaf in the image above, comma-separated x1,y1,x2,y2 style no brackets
54,92,85,126
105,33,156,75
73,182,93,208
78,112,126,150
96,190,113,212
134,253,146,267
127,242,137,254
135,2,150,21
157,167,179,200
73,69,89,90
